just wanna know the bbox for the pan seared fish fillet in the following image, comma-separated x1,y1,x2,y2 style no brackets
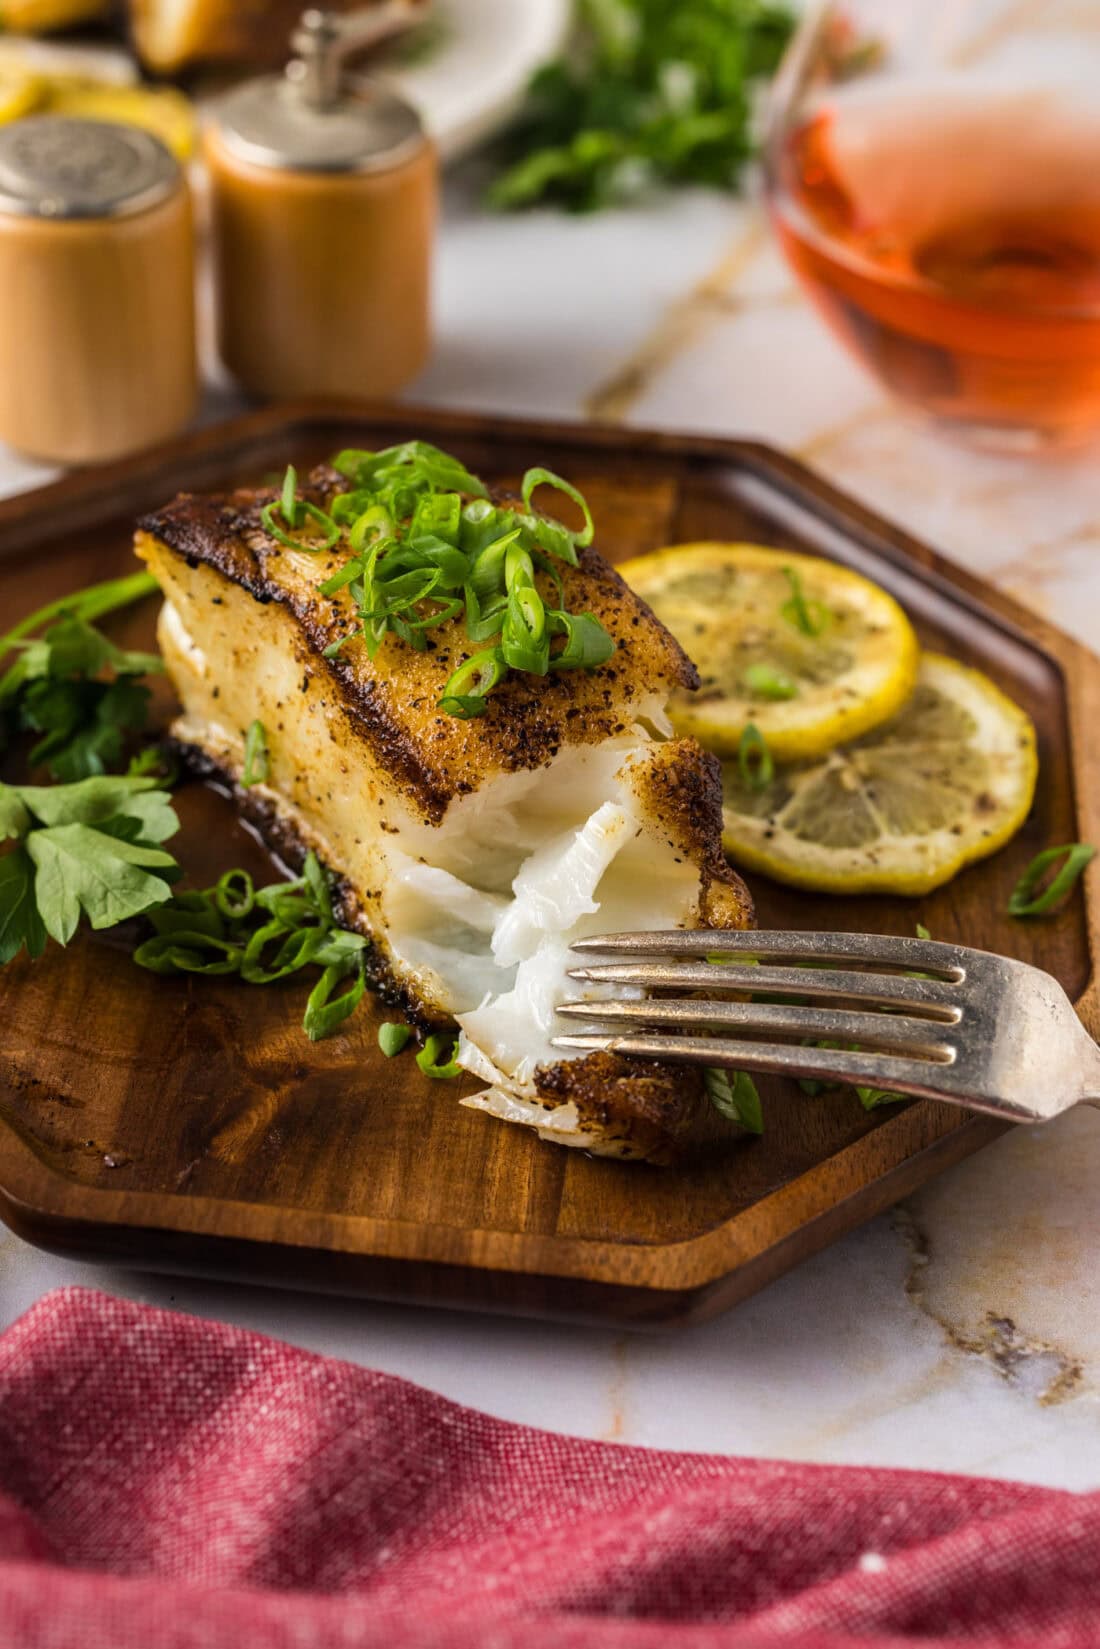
135,467,753,1164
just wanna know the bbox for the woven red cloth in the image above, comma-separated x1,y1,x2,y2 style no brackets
0,1289,1095,1648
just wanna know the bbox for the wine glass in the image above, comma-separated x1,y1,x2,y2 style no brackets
762,0,1100,449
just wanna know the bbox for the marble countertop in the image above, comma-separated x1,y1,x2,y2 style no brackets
3,164,1099,1492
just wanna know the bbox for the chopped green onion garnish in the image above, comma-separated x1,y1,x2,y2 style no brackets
780,566,829,638
704,1066,763,1133
742,662,798,701
379,1021,412,1057
1008,843,1096,916
281,463,299,525
520,467,595,548
855,1085,907,1111
416,1033,462,1079
438,648,507,718
548,610,616,670
261,465,341,553
241,719,269,788
214,868,255,920
303,958,366,1041
133,853,368,1044
737,723,773,791
306,442,613,717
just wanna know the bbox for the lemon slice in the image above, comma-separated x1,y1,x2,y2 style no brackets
0,65,44,123
719,653,1038,895
44,81,196,160
619,542,919,761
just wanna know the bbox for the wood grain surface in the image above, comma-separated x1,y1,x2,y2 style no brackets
0,402,1095,1327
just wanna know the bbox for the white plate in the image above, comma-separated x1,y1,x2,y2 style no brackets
377,0,572,161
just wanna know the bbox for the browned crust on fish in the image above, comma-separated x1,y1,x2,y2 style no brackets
169,739,739,1165
144,461,755,1165
532,1052,716,1166
627,738,754,929
139,467,698,825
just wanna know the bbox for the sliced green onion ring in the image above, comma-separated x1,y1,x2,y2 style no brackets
780,566,829,638
737,723,774,791
1008,843,1096,916
416,1033,463,1079
438,648,507,718
742,662,798,701
241,719,269,788
521,466,595,547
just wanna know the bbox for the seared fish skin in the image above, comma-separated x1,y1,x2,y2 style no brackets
137,466,753,1164
140,468,699,821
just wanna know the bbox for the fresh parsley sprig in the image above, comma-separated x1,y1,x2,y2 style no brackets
0,574,164,782
132,852,369,1043
265,440,616,720
489,0,795,212
0,775,180,965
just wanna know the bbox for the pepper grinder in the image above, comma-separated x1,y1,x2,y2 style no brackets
0,117,196,464
204,3,436,401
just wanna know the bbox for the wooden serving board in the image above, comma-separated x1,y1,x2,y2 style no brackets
1,403,1097,1328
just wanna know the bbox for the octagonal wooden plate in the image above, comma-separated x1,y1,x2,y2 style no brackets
0,402,1096,1327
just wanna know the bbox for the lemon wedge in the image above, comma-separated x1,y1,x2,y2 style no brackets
0,65,44,123
44,80,196,160
719,653,1038,895
619,542,919,761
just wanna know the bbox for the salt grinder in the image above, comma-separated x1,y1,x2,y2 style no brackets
204,4,436,400
0,117,197,465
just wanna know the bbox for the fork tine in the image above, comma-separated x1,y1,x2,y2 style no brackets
555,997,958,1056
566,961,960,1018
550,1032,940,1096
570,929,966,979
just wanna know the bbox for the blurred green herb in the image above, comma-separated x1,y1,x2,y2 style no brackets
780,566,829,638
489,0,795,212
737,722,773,791
742,661,797,701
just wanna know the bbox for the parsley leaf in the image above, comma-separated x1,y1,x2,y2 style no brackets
0,775,181,959
0,608,164,782
0,848,46,965
26,824,178,944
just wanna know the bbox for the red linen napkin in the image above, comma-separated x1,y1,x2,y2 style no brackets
0,1289,1095,1648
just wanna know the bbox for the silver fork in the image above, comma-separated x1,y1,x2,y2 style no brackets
553,929,1100,1124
